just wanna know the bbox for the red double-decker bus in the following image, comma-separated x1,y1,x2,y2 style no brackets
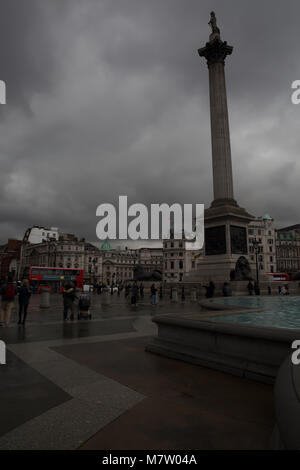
265,272,290,282
28,267,84,293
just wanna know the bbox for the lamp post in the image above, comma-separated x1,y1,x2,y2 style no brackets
92,257,97,285
252,238,260,282
47,240,57,268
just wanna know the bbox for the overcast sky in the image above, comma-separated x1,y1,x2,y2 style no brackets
0,0,299,246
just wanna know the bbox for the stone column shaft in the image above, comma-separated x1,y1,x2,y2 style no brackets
209,61,234,202
198,35,236,207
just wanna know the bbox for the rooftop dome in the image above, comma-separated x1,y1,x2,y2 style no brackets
262,213,273,220
100,240,113,251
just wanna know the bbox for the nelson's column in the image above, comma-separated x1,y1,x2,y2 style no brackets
189,12,254,281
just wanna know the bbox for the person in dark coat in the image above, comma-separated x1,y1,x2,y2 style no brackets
205,281,215,299
125,284,130,298
18,279,32,326
159,285,163,300
151,283,158,305
139,283,144,299
181,286,185,301
63,282,76,321
223,282,232,297
1,274,16,327
131,282,139,306
247,281,254,296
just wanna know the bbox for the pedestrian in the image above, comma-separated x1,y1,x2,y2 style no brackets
159,285,163,300
223,282,232,297
247,281,254,296
151,283,158,305
285,284,290,295
181,286,185,301
205,281,215,299
254,281,260,296
268,285,272,295
0,274,16,327
18,279,32,326
125,284,130,298
139,283,144,299
63,282,76,321
131,282,138,306
279,286,286,295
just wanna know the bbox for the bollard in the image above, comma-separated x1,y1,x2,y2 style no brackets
190,288,197,302
40,288,50,308
171,288,178,303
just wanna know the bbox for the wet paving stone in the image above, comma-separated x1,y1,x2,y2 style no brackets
0,351,71,437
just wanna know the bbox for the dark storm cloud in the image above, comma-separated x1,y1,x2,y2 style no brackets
0,0,65,111
0,0,299,243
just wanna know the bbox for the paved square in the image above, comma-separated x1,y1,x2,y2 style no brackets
0,293,275,449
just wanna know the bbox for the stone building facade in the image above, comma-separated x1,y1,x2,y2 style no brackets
248,214,277,276
20,226,203,285
23,226,59,244
162,237,202,283
100,244,163,285
276,225,300,275
0,239,22,280
84,242,103,284
20,236,163,285
21,238,86,273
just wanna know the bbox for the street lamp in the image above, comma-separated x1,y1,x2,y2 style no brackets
252,238,260,282
47,240,57,267
92,257,97,285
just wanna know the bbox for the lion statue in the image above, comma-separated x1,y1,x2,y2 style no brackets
133,264,162,281
230,256,253,281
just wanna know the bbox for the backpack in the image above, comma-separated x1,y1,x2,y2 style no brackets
4,283,15,300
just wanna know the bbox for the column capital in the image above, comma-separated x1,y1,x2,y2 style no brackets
198,38,233,67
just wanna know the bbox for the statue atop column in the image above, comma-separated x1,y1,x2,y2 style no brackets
199,12,232,66
208,11,220,41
